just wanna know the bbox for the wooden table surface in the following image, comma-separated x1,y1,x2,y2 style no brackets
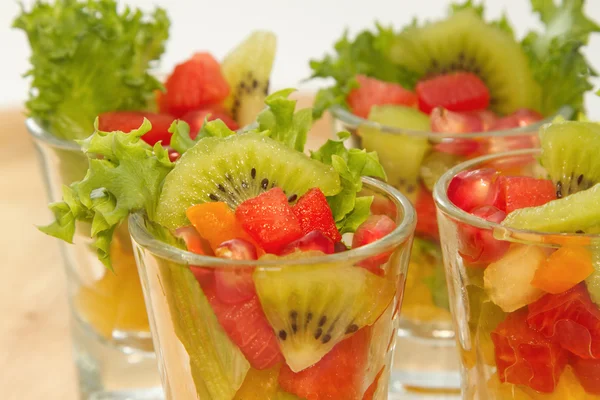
0,95,334,400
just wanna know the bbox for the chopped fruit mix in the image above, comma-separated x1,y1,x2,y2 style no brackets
310,0,598,330
443,119,600,396
41,91,405,399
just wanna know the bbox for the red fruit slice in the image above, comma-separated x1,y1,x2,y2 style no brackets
279,327,371,400
493,176,556,213
202,280,283,370
414,186,439,241
362,367,385,400
571,356,600,395
527,284,600,359
292,188,342,242
280,230,335,256
236,188,304,254
416,72,490,114
468,110,499,131
458,205,509,267
447,168,500,212
98,111,175,146
175,226,214,285
352,215,397,275
181,106,240,136
347,75,417,118
430,107,483,133
491,309,568,393
158,52,230,118
213,238,258,304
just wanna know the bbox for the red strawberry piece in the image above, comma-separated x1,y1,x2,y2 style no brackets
235,187,303,254
493,176,556,213
181,106,240,136
158,53,230,118
347,75,417,118
447,168,500,212
280,230,335,256
414,186,439,242
352,215,397,275
527,284,600,359
416,72,490,114
491,309,568,393
571,356,600,395
458,205,509,267
279,327,371,400
292,188,342,242
98,111,175,145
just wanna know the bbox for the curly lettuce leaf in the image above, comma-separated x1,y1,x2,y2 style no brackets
14,0,170,140
39,119,174,268
521,0,599,114
169,119,235,154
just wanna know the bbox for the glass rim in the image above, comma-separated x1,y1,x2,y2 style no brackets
129,177,417,268
330,105,574,139
432,148,600,244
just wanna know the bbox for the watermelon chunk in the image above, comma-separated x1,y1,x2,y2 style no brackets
236,188,303,254
416,72,490,114
414,186,439,241
571,356,600,395
347,75,417,118
98,111,175,146
494,176,556,213
292,188,342,242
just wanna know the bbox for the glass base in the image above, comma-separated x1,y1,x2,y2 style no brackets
72,315,162,399
390,322,460,392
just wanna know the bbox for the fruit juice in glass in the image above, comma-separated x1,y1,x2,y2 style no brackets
129,176,415,400
433,120,600,398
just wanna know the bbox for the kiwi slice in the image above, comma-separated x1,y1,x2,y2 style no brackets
502,183,600,233
221,31,277,127
420,151,463,192
156,133,341,229
387,9,540,115
358,105,431,202
539,121,600,198
254,262,395,372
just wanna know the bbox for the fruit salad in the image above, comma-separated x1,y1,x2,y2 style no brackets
309,0,598,332
434,119,600,399
41,90,415,399
19,0,277,345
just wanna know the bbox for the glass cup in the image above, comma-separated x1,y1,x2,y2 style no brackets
332,105,573,391
128,177,416,400
27,118,162,399
434,149,600,399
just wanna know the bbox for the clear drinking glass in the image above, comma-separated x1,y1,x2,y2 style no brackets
332,105,573,391
129,177,416,400
27,118,162,399
434,149,600,399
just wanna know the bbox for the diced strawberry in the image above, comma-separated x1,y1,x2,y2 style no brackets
279,327,371,400
493,176,556,213
213,239,257,304
181,106,239,136
447,168,500,212
158,53,230,118
347,75,417,118
98,111,175,145
292,188,342,242
527,284,600,359
416,72,490,114
352,215,397,275
280,230,335,256
236,188,303,254
571,356,600,395
491,309,568,393
414,186,439,242
458,205,509,267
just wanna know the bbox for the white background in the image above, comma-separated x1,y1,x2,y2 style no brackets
1,0,599,117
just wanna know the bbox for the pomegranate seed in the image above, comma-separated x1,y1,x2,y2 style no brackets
280,230,335,256
447,168,500,212
353,215,397,275
214,239,257,304
458,205,509,267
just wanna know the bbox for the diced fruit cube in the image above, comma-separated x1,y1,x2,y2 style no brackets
531,247,594,294
484,245,546,312
458,205,509,266
181,106,240,135
352,215,397,275
186,202,255,250
527,284,600,359
416,72,490,114
236,188,303,254
213,239,258,304
291,188,342,242
447,168,500,212
491,309,568,393
430,107,483,133
347,75,417,118
280,230,335,256
494,176,556,213
414,186,439,241
571,357,600,395
278,327,371,400
98,111,175,145
158,53,230,117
